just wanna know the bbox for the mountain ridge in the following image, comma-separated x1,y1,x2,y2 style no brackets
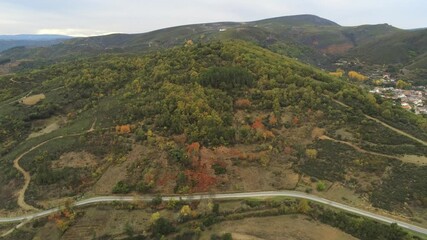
0,34,72,41
1,14,426,83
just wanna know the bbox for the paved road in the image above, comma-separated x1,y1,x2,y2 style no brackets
1,191,426,235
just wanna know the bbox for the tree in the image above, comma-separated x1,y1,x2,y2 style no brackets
150,212,161,225
151,217,176,236
252,118,264,129
212,203,220,215
116,124,131,134
179,205,193,221
297,199,311,214
305,149,318,159
187,142,200,159
168,148,190,167
348,71,367,81
330,69,344,78
199,67,254,90
151,195,163,207
235,98,252,109
396,80,411,89
112,181,131,194
317,181,326,191
180,205,192,218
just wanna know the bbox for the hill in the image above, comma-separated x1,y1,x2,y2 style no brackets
0,15,402,65
0,15,426,238
346,28,427,82
0,40,426,233
5,15,426,84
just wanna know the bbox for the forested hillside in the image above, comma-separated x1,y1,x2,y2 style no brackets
0,40,426,239
3,15,426,86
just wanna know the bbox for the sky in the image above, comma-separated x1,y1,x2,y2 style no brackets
0,0,426,36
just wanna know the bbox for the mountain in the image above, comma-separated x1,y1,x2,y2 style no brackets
0,15,400,61
0,34,71,41
0,34,72,52
5,15,424,82
250,14,340,26
346,28,427,80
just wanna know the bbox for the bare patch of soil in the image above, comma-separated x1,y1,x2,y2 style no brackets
90,162,128,195
21,93,45,106
51,151,98,169
37,197,74,209
400,155,427,166
28,116,66,139
89,144,148,195
322,43,354,54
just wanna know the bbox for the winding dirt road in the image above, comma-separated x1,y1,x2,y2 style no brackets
12,119,97,211
14,136,64,211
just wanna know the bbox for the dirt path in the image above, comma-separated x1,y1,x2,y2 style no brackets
331,98,427,147
14,136,64,211
13,119,97,211
319,135,402,161
363,115,427,147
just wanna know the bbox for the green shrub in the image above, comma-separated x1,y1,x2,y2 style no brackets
317,181,326,191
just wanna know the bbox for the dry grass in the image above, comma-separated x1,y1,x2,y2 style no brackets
27,116,66,139
22,93,46,106
51,152,98,169
400,155,427,166
200,214,357,240
61,206,155,240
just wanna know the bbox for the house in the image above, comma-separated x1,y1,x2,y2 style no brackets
401,103,412,110
414,99,424,107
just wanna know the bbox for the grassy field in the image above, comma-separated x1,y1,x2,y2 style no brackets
201,215,357,240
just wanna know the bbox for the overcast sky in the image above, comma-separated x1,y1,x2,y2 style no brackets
0,0,425,36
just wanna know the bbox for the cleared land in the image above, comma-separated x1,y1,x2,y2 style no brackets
21,94,45,106
201,215,357,240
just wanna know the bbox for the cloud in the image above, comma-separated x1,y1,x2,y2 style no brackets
0,0,425,35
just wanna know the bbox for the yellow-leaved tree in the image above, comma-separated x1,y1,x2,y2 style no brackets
348,71,367,81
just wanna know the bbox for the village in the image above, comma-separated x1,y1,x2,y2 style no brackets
369,83,427,115
333,59,427,116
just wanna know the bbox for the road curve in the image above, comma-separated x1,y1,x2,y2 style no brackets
0,191,426,235
13,136,65,211
12,119,97,211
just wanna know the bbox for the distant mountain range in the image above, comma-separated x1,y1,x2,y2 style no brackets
1,14,426,81
0,34,71,41
0,34,72,52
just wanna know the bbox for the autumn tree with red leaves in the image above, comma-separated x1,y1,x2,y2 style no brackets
252,118,264,129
